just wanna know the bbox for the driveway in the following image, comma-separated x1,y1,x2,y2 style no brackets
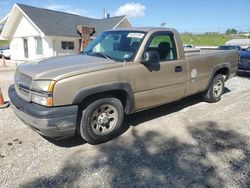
0,69,250,187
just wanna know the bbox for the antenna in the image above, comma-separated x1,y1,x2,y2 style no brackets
103,7,106,19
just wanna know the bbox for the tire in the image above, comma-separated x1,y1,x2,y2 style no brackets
79,97,124,144
203,74,224,103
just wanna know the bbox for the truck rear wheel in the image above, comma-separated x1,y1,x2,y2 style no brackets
79,97,124,144
204,74,224,103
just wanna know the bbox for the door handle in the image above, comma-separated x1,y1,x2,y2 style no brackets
175,66,182,72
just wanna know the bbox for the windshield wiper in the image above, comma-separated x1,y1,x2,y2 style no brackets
92,52,112,60
81,51,88,55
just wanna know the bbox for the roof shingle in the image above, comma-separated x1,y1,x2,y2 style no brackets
17,4,127,37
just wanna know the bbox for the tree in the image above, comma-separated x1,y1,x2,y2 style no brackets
225,28,238,35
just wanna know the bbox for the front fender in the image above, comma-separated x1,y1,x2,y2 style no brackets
72,82,134,114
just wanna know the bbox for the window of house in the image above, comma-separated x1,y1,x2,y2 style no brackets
146,34,177,61
35,37,43,55
61,41,74,50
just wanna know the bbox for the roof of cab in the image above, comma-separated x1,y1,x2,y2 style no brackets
108,27,178,33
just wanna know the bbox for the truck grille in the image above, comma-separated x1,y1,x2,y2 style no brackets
14,71,32,102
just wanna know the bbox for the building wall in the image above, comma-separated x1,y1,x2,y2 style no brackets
9,14,80,61
43,37,54,58
11,35,81,61
10,14,45,61
48,36,80,56
10,36,47,61
11,14,40,37
115,18,132,29
10,38,24,60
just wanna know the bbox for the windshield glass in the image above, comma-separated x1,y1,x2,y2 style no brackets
246,47,250,52
84,31,145,62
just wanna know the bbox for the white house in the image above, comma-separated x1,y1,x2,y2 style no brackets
0,4,132,61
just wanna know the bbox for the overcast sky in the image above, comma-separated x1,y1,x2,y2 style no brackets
0,0,250,33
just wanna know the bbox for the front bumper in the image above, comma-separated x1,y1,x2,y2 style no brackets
8,85,78,139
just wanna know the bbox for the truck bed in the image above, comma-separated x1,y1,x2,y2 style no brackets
185,48,237,57
184,49,239,96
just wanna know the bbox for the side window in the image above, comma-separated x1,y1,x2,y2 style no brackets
35,37,43,55
61,41,74,50
147,34,177,61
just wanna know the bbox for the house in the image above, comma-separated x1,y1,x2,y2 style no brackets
0,4,132,61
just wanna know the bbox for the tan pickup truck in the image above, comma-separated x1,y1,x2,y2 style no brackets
9,28,238,144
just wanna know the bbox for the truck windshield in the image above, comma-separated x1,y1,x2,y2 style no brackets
84,31,145,62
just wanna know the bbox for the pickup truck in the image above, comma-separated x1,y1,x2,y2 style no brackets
9,28,239,144
239,46,250,72
217,45,250,72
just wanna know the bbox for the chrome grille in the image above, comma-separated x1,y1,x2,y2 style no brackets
14,71,32,102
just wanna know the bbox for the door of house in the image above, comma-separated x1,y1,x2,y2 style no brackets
23,38,29,58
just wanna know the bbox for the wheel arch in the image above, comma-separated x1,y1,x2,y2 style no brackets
206,63,230,90
72,83,134,115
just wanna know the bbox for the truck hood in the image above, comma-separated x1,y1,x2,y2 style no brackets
18,54,123,80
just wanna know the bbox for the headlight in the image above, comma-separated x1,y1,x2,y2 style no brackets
32,95,53,106
31,80,56,106
32,80,56,93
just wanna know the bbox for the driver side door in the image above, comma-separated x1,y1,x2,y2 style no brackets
134,31,187,110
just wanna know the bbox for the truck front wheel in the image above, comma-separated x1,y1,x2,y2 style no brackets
204,74,224,103
79,97,124,144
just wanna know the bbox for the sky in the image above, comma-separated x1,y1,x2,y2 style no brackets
0,0,250,33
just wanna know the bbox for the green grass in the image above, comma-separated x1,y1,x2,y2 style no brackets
0,40,9,47
180,34,233,46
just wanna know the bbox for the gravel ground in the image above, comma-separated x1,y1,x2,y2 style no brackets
0,70,250,188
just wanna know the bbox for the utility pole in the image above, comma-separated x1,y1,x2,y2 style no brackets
103,7,106,19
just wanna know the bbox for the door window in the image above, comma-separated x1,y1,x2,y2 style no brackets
146,34,177,61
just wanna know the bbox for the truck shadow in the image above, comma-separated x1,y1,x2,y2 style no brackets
22,121,250,187
42,135,86,147
120,89,230,135
121,94,202,132
224,87,231,94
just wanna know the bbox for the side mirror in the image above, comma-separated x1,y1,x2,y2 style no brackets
141,50,160,64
